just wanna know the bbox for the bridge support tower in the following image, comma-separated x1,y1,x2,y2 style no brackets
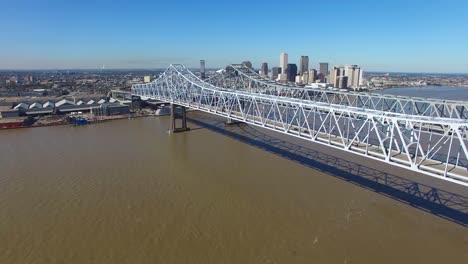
170,104,190,133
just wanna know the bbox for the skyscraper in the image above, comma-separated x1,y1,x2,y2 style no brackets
337,76,348,89
345,65,361,88
330,66,342,87
330,65,363,89
359,70,364,86
278,52,288,81
286,63,297,82
299,56,309,76
319,63,329,82
261,62,268,76
280,53,288,71
200,60,206,79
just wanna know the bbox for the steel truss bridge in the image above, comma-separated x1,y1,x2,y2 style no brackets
132,64,468,187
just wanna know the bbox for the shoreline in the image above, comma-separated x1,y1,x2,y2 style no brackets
0,114,152,131
369,85,468,92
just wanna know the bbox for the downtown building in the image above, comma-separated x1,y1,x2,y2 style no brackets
200,60,206,79
308,69,317,84
286,63,298,82
260,62,268,76
319,63,329,82
277,52,288,81
329,65,363,89
299,56,309,76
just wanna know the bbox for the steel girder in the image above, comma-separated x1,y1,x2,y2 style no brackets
206,64,468,120
132,64,468,186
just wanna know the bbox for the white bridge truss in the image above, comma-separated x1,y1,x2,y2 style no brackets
208,64,468,120
132,64,468,187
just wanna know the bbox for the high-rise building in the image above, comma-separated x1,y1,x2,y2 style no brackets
337,76,348,89
330,65,363,89
261,63,268,76
302,71,309,84
359,70,364,86
286,63,297,82
200,60,206,79
270,67,280,80
242,61,253,69
330,66,342,87
308,69,317,83
280,53,288,71
299,56,309,76
345,65,361,88
319,63,329,82
278,52,289,81
144,76,151,83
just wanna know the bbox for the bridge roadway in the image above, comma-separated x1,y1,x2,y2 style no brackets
132,64,468,187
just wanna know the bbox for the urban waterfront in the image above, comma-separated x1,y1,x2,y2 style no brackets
1,109,467,263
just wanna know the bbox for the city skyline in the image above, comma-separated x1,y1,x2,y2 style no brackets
1,0,468,73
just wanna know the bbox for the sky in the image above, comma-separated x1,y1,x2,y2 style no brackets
1,0,468,73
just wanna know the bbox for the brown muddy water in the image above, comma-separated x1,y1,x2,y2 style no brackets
0,113,467,263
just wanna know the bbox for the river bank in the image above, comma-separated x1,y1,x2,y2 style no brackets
0,113,150,131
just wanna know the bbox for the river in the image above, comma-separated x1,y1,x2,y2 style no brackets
373,86,468,100
0,107,467,263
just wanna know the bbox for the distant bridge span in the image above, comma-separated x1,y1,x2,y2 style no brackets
132,64,468,187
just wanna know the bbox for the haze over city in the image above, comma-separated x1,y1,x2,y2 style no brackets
2,0,468,72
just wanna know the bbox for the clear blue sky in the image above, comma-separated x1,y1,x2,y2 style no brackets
1,0,467,72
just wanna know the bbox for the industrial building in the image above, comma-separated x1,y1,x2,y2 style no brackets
0,97,131,118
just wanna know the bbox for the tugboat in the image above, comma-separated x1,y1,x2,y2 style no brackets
68,116,89,126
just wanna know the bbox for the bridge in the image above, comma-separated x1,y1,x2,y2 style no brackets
132,64,468,187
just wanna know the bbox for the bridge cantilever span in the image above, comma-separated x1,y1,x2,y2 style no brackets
208,64,468,120
132,64,468,187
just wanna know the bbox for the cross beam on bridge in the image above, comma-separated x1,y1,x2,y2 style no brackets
132,64,468,187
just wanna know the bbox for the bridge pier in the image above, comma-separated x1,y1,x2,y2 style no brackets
170,104,190,133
